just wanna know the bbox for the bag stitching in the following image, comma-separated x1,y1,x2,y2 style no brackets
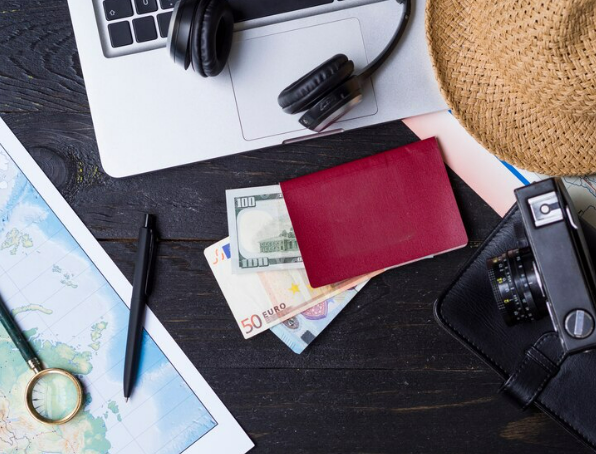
436,209,594,447
527,348,555,374
503,334,558,406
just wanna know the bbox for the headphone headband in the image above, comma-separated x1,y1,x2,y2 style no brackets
358,0,411,81
171,0,414,133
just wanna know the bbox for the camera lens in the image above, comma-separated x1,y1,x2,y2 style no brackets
487,247,549,326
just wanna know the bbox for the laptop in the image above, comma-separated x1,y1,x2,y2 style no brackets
67,0,446,177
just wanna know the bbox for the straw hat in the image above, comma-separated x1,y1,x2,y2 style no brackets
426,0,596,176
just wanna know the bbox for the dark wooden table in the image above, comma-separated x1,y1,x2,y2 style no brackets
0,2,588,453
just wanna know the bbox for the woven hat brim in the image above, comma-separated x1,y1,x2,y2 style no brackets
426,0,596,177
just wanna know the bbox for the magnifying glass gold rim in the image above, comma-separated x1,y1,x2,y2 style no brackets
25,368,84,425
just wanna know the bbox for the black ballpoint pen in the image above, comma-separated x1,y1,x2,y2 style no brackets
123,214,157,402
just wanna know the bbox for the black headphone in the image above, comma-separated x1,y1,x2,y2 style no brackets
168,0,411,132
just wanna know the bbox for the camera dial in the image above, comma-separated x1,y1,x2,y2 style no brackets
487,248,549,326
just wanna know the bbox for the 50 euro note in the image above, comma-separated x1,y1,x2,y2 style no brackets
205,238,379,339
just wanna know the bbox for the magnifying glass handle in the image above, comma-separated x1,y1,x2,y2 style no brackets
0,296,42,373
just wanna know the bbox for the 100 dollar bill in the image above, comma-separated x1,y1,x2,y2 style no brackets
205,238,377,339
226,185,303,274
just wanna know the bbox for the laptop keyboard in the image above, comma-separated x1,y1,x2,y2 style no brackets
95,0,359,58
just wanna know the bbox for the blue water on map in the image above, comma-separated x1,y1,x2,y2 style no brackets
0,148,216,454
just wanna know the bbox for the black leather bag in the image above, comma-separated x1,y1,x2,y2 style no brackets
435,204,596,452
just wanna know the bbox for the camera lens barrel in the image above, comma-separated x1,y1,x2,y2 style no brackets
487,247,549,326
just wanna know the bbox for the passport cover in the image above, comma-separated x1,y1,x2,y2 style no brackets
280,137,468,287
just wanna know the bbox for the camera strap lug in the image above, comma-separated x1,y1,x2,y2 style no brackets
500,332,566,410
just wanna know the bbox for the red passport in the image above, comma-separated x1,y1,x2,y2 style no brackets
280,138,468,287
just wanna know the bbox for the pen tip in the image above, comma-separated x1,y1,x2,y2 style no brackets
125,397,129,403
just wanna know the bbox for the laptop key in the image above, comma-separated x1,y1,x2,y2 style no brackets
133,16,158,42
157,12,173,38
159,0,177,9
227,0,334,22
104,0,134,21
97,0,351,57
108,21,134,47
134,0,158,14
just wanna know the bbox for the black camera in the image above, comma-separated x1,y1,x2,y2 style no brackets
487,178,596,354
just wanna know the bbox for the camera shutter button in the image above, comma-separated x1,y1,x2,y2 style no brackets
564,310,595,339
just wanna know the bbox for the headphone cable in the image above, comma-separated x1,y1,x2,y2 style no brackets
357,0,412,82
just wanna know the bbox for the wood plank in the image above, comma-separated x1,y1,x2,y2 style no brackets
187,368,578,453
99,239,584,453
0,1,87,113
99,240,484,370
0,1,583,452
2,112,501,243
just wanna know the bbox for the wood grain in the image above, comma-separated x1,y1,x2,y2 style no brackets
0,2,589,453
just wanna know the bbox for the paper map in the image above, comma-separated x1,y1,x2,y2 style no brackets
0,120,253,454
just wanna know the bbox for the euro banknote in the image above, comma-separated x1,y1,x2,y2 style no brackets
270,282,368,354
205,238,377,339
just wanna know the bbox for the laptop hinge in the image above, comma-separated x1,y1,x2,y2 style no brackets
234,0,384,31
283,129,344,145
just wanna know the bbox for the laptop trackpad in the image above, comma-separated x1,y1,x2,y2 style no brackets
228,18,378,141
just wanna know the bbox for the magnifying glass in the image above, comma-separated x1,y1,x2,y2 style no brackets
0,296,83,425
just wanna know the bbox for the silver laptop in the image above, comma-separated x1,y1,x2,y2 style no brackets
67,0,446,177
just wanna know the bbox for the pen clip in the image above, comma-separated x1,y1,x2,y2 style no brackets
144,230,157,296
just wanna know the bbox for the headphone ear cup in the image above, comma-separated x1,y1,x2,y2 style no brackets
299,76,363,132
191,0,234,78
278,54,355,114
190,0,210,77
168,0,199,70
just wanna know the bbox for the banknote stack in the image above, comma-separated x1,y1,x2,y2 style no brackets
205,185,382,354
